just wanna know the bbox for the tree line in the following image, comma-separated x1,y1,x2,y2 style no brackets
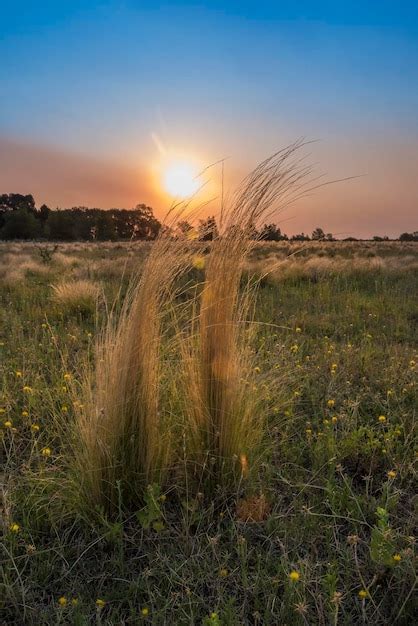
0,194,417,242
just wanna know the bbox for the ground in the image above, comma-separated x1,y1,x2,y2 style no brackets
1,241,417,625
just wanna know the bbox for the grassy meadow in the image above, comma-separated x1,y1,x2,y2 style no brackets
1,239,417,625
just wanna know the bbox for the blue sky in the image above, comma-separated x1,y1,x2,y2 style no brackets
1,1,417,236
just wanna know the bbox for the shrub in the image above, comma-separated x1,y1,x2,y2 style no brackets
51,279,99,316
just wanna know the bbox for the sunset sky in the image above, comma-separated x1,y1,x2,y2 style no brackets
1,1,418,237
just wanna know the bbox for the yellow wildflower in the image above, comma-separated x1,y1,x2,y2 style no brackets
378,415,386,423
9,522,20,533
358,590,368,599
21,410,29,417
192,255,205,270
58,596,67,607
141,607,149,616
393,554,401,562
15,371,22,378
96,598,106,608
219,568,228,578
295,327,302,333
4,420,13,428
31,423,40,432
331,416,338,424
289,570,300,582
41,447,51,457
327,399,335,407
63,373,71,381
0,408,5,414
23,386,32,393
387,470,397,479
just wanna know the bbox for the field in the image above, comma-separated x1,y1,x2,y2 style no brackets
1,240,417,625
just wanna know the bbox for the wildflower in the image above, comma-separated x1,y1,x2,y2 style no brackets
0,408,5,414
327,399,335,407
331,416,338,424
290,344,299,353
21,410,29,417
41,323,47,328
159,494,167,502
410,360,416,368
323,419,330,426
23,386,32,393
393,554,402,562
4,420,13,428
378,415,386,423
387,389,394,396
305,428,312,436
96,599,106,608
253,366,261,374
61,405,68,412
71,598,79,606
192,255,205,270
387,470,397,479
26,544,36,554
63,373,71,381
295,327,302,333
15,371,22,378
41,447,51,457
31,423,40,432
58,596,67,607
358,590,368,599
219,568,228,578
141,607,149,616
9,522,20,533
289,570,300,582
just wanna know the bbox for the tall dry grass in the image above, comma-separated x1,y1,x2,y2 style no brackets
180,142,317,483
70,140,318,513
72,236,193,512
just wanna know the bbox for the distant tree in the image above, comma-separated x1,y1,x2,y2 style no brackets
0,208,41,240
311,227,325,240
198,216,218,241
399,232,418,241
0,193,36,228
38,204,51,223
259,223,287,241
372,235,389,242
95,211,117,241
47,210,78,240
177,220,193,234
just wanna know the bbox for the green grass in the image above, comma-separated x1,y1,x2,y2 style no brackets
1,241,417,625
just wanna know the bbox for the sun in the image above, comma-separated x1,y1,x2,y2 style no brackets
162,160,200,198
